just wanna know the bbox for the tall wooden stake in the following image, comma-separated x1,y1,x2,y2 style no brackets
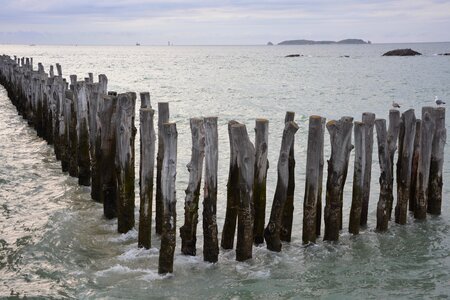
349,121,365,234
180,118,205,255
156,102,170,235
360,112,375,227
281,112,295,242
158,122,178,275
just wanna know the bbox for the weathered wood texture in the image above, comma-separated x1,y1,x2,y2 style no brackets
253,119,269,244
303,116,325,244
264,121,299,251
99,95,118,219
360,112,375,227
90,74,108,202
138,108,156,249
232,124,256,261
180,118,205,256
156,102,170,235
115,93,137,233
281,112,296,242
76,81,91,186
67,90,79,178
140,92,151,108
415,108,435,219
395,109,416,224
428,107,446,215
375,119,393,231
158,122,178,275
316,117,326,237
324,117,353,241
221,120,240,250
203,117,219,263
409,120,422,212
387,109,401,219
349,121,365,235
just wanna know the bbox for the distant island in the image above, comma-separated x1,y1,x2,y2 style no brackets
278,39,370,45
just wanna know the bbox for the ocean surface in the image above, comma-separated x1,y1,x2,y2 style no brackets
0,43,450,299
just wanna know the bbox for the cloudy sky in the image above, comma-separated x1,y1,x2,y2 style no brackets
0,0,449,45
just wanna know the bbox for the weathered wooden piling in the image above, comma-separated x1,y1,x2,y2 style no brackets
180,118,205,255
232,123,255,261
281,112,296,242
395,109,416,225
99,95,118,219
221,120,240,250
410,120,422,212
158,122,177,275
316,117,326,237
428,107,446,215
387,109,400,219
67,90,79,177
360,112,375,227
374,119,392,231
349,122,365,235
203,117,219,263
415,108,435,219
90,74,108,202
324,117,353,241
264,121,299,252
138,107,156,248
303,116,325,244
140,92,151,108
156,102,170,235
115,93,136,233
76,81,91,186
253,119,269,244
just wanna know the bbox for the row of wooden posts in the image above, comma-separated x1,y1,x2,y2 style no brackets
0,55,446,275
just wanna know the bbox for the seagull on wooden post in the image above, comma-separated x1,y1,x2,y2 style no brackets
435,96,446,106
392,101,401,109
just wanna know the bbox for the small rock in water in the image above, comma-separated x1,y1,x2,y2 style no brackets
438,53,450,56
382,48,422,56
285,54,302,58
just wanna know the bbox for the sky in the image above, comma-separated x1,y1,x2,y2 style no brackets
0,0,449,45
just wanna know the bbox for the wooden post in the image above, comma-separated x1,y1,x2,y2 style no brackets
221,120,240,249
253,119,269,244
140,92,151,108
410,120,421,212
232,123,255,261
395,109,416,225
349,122,365,234
324,117,353,242
158,122,177,275
428,107,446,215
115,93,136,233
316,117,326,237
281,112,295,242
99,95,118,219
90,75,108,202
180,118,205,255
76,81,91,186
156,102,170,235
67,90,79,177
138,108,156,248
387,109,400,219
374,119,392,231
56,63,62,77
203,117,219,263
264,121,299,252
303,116,324,244
360,112,375,227
415,108,435,219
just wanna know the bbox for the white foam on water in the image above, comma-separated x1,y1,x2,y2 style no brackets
108,228,138,242
118,246,159,261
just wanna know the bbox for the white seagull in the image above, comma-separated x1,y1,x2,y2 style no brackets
435,96,446,106
392,101,401,108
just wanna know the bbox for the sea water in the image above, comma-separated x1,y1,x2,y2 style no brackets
0,43,449,299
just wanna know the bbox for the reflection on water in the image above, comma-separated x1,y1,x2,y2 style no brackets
0,43,449,298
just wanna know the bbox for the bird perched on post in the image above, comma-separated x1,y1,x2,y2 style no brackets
392,101,401,108
435,96,446,106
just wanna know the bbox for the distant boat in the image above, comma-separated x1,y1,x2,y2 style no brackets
136,42,141,46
